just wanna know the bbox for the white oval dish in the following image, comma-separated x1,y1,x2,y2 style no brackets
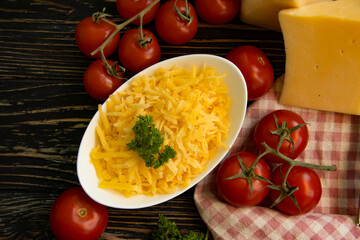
77,54,247,209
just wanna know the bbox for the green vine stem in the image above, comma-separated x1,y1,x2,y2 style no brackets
92,8,112,24
100,53,125,80
137,12,153,48
174,0,193,26
260,142,336,171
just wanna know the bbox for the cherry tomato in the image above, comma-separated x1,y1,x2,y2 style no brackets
195,0,240,24
216,152,271,207
84,59,125,101
75,16,120,58
226,45,274,101
269,164,322,215
116,0,160,25
155,0,198,45
118,28,161,73
49,187,108,240
253,109,309,164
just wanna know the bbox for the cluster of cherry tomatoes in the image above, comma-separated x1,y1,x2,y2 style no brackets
216,109,336,215
75,0,274,102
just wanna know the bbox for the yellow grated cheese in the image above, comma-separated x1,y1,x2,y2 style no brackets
90,65,231,197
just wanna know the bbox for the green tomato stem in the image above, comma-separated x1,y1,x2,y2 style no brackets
99,52,125,79
276,128,287,153
261,142,337,171
174,0,193,26
248,149,268,173
92,8,112,24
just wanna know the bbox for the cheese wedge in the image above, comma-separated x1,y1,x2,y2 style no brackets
239,0,331,31
279,0,360,115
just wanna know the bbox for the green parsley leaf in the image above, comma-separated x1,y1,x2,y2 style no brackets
153,145,177,169
151,214,206,240
127,115,177,169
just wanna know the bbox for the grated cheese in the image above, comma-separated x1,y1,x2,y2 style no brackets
90,65,231,197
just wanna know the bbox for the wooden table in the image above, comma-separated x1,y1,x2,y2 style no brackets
0,0,285,239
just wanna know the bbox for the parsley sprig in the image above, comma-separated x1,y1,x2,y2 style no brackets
151,214,208,240
127,115,176,169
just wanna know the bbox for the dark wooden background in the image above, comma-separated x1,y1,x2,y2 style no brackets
0,0,285,239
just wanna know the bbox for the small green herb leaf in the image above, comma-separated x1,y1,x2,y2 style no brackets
153,145,177,169
152,214,207,240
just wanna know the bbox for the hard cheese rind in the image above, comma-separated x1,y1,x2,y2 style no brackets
239,0,331,31
279,0,360,115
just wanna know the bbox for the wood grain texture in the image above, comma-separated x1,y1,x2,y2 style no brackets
0,0,285,239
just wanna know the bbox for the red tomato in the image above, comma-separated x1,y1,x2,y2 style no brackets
195,0,240,24
116,0,160,25
226,45,274,101
253,109,309,164
118,28,161,73
155,0,198,45
75,16,120,58
49,187,108,240
216,152,271,207
84,59,125,101
270,164,322,215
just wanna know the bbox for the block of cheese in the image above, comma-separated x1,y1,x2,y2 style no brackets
278,0,360,115
239,0,331,31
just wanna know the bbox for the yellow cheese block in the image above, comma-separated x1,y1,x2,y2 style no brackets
279,0,360,115
239,0,331,31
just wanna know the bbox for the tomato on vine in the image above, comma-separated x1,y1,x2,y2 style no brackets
253,110,309,164
49,187,108,240
155,0,198,45
269,164,322,215
118,28,161,73
84,59,125,101
195,0,240,24
116,0,160,25
226,45,274,101
216,152,271,207
75,10,120,58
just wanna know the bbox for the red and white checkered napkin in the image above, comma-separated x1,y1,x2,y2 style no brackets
194,75,360,240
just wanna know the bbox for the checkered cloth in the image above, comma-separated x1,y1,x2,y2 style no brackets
194,75,360,239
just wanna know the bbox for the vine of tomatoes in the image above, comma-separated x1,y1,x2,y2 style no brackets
216,109,336,215
75,0,275,102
